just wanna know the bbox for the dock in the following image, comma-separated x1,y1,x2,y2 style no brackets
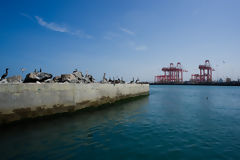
0,83,149,125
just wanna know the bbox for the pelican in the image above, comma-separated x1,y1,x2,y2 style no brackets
130,77,134,84
101,73,107,83
108,77,113,83
135,77,139,83
1,68,9,80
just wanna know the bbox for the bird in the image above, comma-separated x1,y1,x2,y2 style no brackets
130,77,135,84
21,68,25,74
135,77,139,83
1,68,9,81
101,73,107,83
117,78,120,83
108,77,113,83
39,68,42,72
120,77,125,84
88,75,95,82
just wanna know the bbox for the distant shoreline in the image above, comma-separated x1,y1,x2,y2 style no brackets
150,82,240,86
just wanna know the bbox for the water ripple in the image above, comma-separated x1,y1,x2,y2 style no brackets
1,86,240,159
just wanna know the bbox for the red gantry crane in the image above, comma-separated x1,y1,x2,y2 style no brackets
191,60,215,83
154,62,187,83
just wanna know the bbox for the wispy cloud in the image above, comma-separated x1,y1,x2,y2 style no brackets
70,30,93,39
128,41,147,51
20,13,34,21
103,26,135,40
21,14,92,39
35,16,68,33
119,27,135,35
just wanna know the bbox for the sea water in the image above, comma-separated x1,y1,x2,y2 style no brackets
1,85,240,160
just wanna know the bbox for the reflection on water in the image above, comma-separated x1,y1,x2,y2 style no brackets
0,97,149,160
1,86,240,160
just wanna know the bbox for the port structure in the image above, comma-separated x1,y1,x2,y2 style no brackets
191,60,215,83
154,62,187,83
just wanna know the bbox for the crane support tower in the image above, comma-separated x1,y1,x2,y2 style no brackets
154,62,187,83
191,60,215,83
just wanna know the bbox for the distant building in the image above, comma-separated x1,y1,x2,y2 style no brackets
226,78,231,83
218,78,223,83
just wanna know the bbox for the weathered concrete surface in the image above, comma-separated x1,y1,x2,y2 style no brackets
0,83,149,124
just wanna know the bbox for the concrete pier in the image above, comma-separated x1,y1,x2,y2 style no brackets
0,83,149,125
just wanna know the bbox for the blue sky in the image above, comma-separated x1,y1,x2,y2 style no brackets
0,0,240,81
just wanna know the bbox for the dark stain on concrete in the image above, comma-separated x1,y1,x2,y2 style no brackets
0,91,149,126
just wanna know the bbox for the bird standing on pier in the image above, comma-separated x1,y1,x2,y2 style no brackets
101,73,108,83
40,68,42,72
1,68,9,81
130,77,134,84
120,77,125,84
108,77,113,83
135,77,139,83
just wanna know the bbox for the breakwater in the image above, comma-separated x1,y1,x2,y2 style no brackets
0,83,149,125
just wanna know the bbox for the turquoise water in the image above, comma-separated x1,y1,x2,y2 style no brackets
1,85,240,160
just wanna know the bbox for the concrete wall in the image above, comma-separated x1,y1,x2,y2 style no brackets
0,83,149,124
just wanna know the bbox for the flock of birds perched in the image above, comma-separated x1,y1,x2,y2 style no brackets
101,73,139,84
0,68,140,84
